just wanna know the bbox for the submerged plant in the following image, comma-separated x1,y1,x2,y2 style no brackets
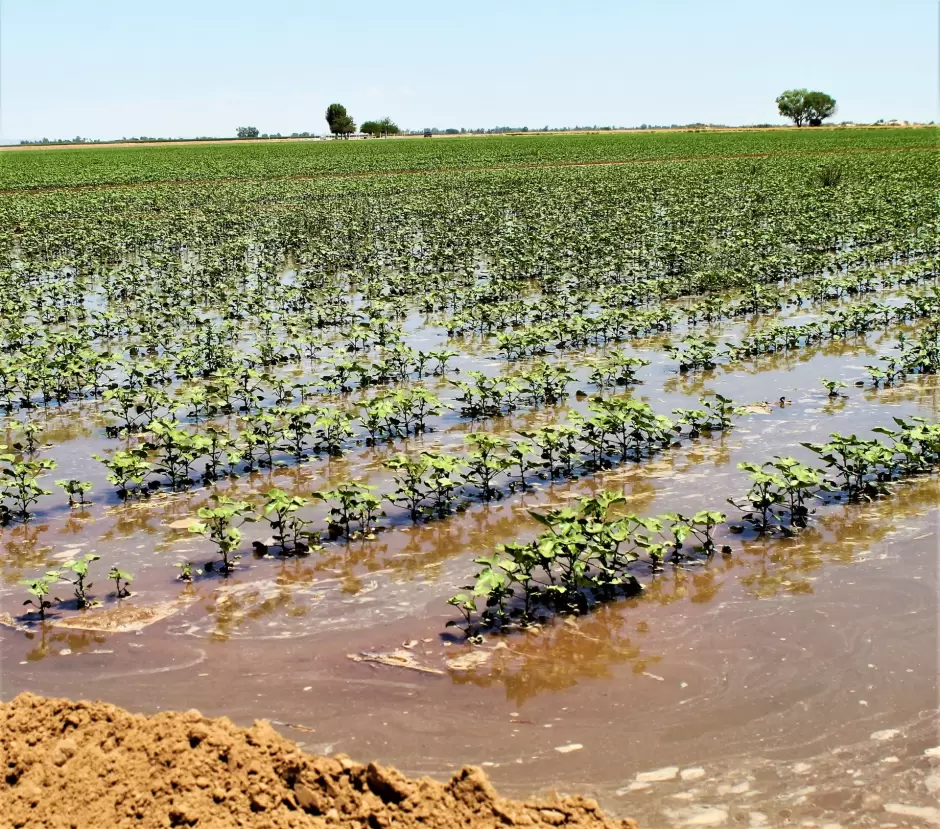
312,482,384,539
261,488,319,554
21,570,62,621
61,553,101,608
189,497,254,574
108,567,133,598
56,478,93,507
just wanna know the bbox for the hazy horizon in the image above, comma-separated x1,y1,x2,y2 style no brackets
2,0,935,143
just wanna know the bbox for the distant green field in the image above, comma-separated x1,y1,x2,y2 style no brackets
1,127,934,190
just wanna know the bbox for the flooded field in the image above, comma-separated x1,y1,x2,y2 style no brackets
1,132,939,826
3,273,939,826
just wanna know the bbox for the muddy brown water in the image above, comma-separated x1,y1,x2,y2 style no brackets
1,286,938,828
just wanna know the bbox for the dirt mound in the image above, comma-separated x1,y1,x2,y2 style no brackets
1,693,636,829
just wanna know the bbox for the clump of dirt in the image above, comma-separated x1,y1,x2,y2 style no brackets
1,693,637,829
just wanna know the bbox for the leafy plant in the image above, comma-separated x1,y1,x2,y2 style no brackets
62,553,101,608
21,570,62,621
108,566,133,598
188,497,254,573
312,482,384,539
56,478,93,507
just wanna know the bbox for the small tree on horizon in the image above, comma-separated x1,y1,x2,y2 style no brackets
777,89,837,127
236,126,260,138
325,103,356,138
378,117,400,136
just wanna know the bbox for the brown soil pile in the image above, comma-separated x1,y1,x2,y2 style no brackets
1,693,636,829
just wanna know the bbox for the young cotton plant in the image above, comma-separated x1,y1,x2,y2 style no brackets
108,567,133,598
260,488,320,554
61,553,101,608
463,433,512,500
189,497,255,574
94,448,153,498
56,478,93,508
0,449,57,523
21,570,63,622
312,482,384,539
801,434,895,501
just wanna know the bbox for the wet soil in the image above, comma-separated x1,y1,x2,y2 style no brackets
1,692,636,829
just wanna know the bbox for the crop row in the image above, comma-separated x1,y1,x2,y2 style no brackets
449,416,940,637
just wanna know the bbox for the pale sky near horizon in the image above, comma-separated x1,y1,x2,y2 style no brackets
1,0,936,141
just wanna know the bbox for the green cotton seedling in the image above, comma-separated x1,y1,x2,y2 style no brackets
8,420,43,455
359,394,399,443
261,488,320,554
662,510,727,556
384,454,432,522
93,448,152,498
470,555,516,626
56,478,93,507
582,396,676,463
174,562,196,582
517,425,580,479
279,404,319,461
108,567,133,598
240,411,283,468
516,360,573,406
0,452,57,522
428,348,459,376
21,570,63,622
665,337,720,373
201,424,234,479
312,482,384,539
62,553,101,608
801,433,895,501
420,451,466,517
728,462,788,534
507,440,538,491
588,352,650,388
102,386,147,433
445,593,478,637
874,417,940,473
463,433,512,500
702,394,737,431
313,409,353,456
767,457,826,526
672,407,709,439
450,372,505,418
391,387,447,435
820,378,848,398
188,496,255,574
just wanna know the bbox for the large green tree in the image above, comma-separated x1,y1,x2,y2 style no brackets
804,91,837,125
777,89,837,126
325,103,356,138
776,89,810,126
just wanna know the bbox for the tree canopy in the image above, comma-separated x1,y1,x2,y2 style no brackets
804,91,837,125
361,117,400,137
325,104,356,138
776,89,837,127
235,126,260,138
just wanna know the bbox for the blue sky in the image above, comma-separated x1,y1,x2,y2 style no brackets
1,0,935,141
